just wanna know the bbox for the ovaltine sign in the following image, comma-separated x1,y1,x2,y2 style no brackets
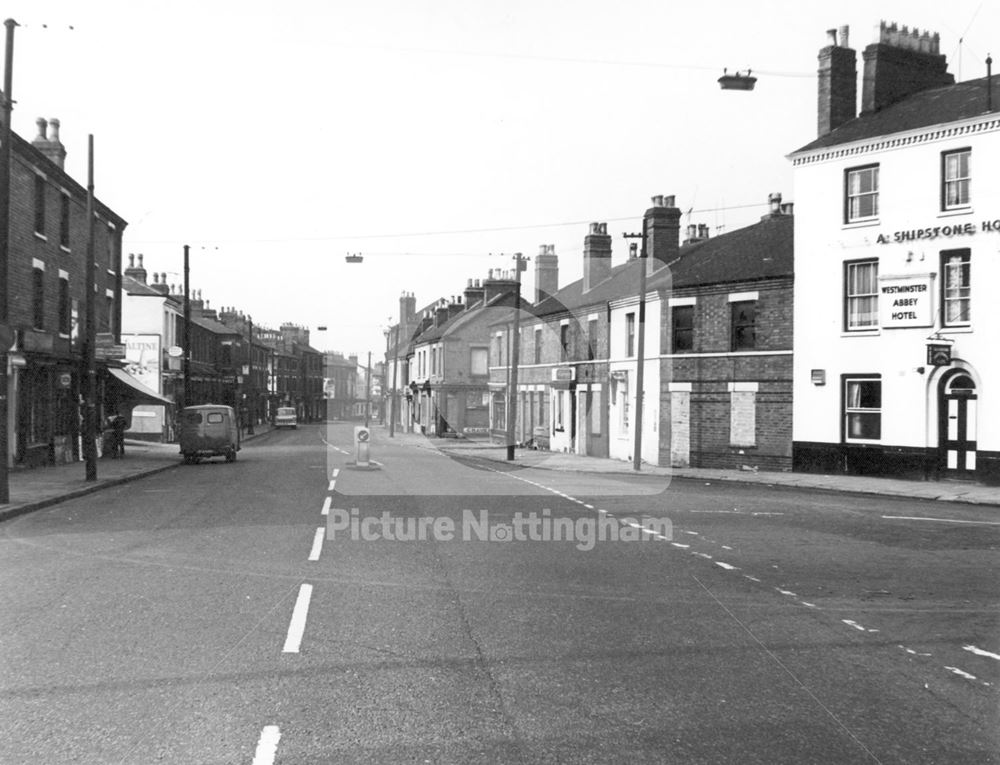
878,274,933,328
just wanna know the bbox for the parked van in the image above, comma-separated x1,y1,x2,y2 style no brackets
275,406,298,429
178,404,240,464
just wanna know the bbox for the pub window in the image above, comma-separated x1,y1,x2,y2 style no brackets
625,312,635,357
942,249,971,326
942,149,970,210
32,266,45,329
587,318,598,360
560,323,569,361
533,327,542,364
845,260,879,331
672,305,694,353
845,164,879,223
730,301,756,351
844,376,881,442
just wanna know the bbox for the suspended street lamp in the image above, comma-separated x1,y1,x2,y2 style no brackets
718,68,757,91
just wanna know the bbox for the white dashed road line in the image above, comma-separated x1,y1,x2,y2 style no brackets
328,479,337,492
963,645,1000,661
842,619,878,633
332,468,340,478
251,725,281,765
321,496,331,516
944,666,978,681
308,527,324,561
714,561,738,570
882,515,1000,526
282,584,313,653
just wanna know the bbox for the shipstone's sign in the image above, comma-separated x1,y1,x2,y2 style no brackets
878,274,934,328
875,218,1000,244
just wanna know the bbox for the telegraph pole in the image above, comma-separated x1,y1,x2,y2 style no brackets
623,217,649,472
364,351,371,428
505,253,526,461
182,244,190,409
246,314,255,435
389,324,398,437
82,135,97,481
0,19,16,502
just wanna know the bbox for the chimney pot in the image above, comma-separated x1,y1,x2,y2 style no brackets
128,253,135,268
838,25,849,49
651,194,664,207
34,117,47,141
664,195,675,207
48,118,61,142
826,28,838,46
769,192,782,214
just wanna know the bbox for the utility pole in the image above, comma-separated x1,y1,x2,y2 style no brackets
505,253,526,461
623,217,649,472
182,244,190,409
82,135,97,481
0,18,16,502
246,314,255,435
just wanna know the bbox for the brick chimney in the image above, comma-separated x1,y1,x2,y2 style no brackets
482,268,518,306
583,222,611,292
31,117,67,169
760,192,788,221
645,195,681,271
150,272,170,295
683,223,711,245
861,21,953,115
463,278,485,308
448,296,464,318
124,253,148,284
434,298,450,327
201,300,218,322
818,26,857,136
534,244,559,303
399,291,416,324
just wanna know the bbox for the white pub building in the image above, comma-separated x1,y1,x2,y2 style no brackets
791,22,1000,483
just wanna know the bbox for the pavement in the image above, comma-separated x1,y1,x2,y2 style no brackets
0,424,276,523
385,427,1000,508
2,421,999,523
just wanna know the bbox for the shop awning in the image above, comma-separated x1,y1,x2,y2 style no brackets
107,367,174,407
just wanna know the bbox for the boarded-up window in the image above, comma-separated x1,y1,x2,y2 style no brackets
470,347,488,375
730,391,756,447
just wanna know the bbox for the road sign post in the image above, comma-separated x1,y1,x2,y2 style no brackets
354,425,370,467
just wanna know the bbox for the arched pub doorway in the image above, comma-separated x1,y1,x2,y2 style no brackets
938,369,977,476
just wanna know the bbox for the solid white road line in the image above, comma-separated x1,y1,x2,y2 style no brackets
882,515,1000,526
251,725,281,765
308,527,324,561
963,645,1000,661
321,496,331,516
282,584,313,653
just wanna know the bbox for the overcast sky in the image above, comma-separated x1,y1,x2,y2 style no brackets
5,0,997,356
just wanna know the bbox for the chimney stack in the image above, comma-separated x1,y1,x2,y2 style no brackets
534,243,558,303
399,291,416,325
817,26,857,136
482,268,517,306
583,222,611,292
861,21,953,115
463,278,485,308
124,252,148,284
150,272,170,295
31,116,67,169
644,195,681,271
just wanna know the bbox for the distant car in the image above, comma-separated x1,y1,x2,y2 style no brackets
275,407,298,429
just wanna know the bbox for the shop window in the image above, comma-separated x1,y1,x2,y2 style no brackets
533,327,542,364
942,149,970,210
844,377,881,441
846,165,879,222
942,249,970,326
845,260,879,330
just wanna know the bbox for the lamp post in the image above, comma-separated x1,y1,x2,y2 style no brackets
623,216,649,472
246,314,255,435
389,324,398,438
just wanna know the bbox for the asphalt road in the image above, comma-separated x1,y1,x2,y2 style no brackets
1,422,996,764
